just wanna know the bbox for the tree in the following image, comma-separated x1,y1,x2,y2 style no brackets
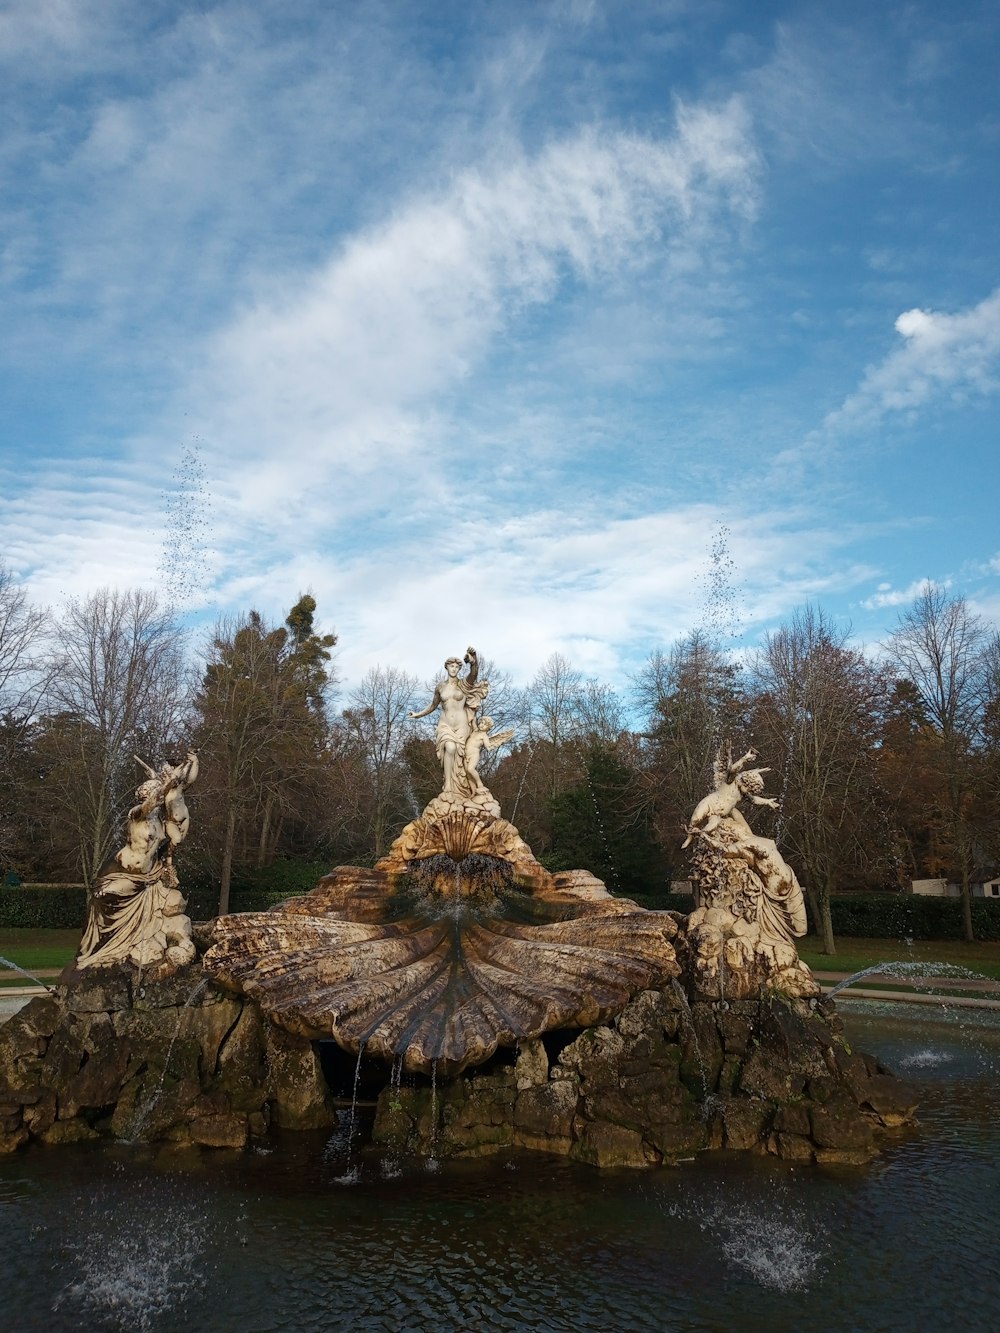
525,650,584,800
890,586,991,940
43,588,185,885
549,740,665,895
876,679,945,884
0,563,50,870
193,597,336,913
752,606,893,955
344,665,417,859
634,630,747,865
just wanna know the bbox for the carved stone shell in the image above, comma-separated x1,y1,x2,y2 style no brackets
203,844,681,1077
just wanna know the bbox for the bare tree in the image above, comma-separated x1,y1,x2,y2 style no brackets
577,679,628,745
44,587,186,885
0,562,49,715
345,665,418,858
524,651,584,803
753,606,892,954
890,585,990,941
0,563,51,867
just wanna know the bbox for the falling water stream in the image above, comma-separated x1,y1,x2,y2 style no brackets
0,955,53,992
127,978,210,1141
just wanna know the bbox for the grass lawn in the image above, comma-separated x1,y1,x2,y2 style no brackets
798,935,1000,982
0,928,81,975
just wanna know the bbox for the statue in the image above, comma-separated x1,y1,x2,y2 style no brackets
683,744,817,1000
465,716,516,797
682,748,778,847
409,647,508,816
76,751,199,977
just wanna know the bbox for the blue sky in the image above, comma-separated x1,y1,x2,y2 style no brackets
1,0,998,690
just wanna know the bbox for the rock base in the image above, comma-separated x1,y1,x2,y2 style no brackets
371,986,918,1168
0,964,336,1155
1,969,917,1168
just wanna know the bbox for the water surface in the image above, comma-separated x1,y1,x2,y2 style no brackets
1,1004,998,1332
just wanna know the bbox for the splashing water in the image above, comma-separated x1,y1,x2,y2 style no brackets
426,1060,440,1172
157,441,213,610
899,1048,953,1070
826,961,988,1001
335,1045,366,1185
710,1201,828,1292
661,1185,829,1293
53,1187,209,1332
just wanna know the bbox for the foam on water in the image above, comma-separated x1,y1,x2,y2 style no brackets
709,1201,828,1292
898,1048,953,1070
53,1188,208,1331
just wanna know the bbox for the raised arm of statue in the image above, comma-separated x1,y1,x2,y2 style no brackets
409,685,442,721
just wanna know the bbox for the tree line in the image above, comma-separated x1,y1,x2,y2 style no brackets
1,561,998,950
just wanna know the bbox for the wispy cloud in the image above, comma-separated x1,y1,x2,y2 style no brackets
182,97,760,548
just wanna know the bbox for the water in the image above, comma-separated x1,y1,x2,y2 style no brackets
826,960,998,1001
1,1006,999,1331
0,954,53,992
333,1045,366,1185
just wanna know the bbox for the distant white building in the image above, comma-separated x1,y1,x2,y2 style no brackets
910,878,1000,898
910,878,956,896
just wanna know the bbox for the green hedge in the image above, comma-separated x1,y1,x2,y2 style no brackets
0,887,88,929
0,860,331,929
820,893,1000,942
5,875,998,941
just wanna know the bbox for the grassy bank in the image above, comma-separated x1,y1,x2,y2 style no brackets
0,928,81,975
797,935,1000,981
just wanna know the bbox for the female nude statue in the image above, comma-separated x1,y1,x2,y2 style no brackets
409,647,490,797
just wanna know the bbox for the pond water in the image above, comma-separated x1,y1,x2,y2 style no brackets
1,1004,998,1332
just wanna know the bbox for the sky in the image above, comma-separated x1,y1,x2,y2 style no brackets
1,0,998,694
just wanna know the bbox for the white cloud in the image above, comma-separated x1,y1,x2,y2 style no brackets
860,577,948,610
824,288,1000,432
181,98,759,542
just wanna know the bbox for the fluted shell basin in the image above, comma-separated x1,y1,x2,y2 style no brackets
203,854,681,1077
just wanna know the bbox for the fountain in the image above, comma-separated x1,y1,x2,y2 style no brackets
2,644,999,1328
0,646,918,1172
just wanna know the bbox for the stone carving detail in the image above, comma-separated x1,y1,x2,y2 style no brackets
408,647,512,819
203,642,690,1076
75,752,199,978
204,856,680,1078
683,745,818,1001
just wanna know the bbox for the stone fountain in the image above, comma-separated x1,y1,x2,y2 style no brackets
0,646,916,1166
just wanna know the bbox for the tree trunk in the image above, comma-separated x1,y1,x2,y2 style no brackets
219,806,236,917
804,882,821,939
257,792,273,869
961,870,975,943
820,892,836,956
